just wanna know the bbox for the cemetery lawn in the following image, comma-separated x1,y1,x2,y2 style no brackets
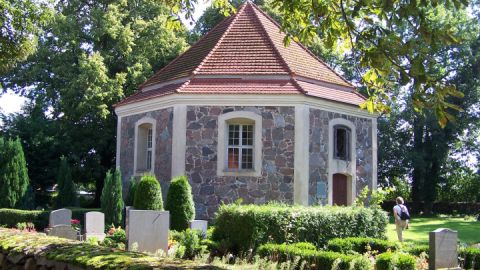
386,216,480,245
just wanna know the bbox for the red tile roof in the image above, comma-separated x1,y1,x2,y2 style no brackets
116,2,365,108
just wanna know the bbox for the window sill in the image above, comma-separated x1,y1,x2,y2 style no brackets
217,168,261,177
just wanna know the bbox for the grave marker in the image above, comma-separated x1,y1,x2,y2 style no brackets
429,228,460,270
127,210,169,254
84,211,106,241
49,208,72,227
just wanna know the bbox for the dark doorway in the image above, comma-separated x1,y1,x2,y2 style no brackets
333,173,348,206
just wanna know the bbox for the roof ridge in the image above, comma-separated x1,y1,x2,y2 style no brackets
192,3,247,76
139,12,236,90
249,2,354,89
248,3,294,77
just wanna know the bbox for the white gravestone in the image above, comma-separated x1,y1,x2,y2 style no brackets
84,211,106,241
127,210,169,254
47,224,78,240
429,228,460,270
190,220,208,235
49,208,72,227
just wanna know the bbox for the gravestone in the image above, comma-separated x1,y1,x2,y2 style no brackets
47,224,78,240
84,211,106,241
190,220,208,235
49,208,72,227
429,228,460,270
127,209,169,254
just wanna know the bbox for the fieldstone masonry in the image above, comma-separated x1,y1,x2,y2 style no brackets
120,107,173,197
185,106,295,219
119,106,375,219
309,109,373,204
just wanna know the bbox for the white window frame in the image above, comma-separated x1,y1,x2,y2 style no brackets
327,118,356,206
134,117,156,175
217,111,262,177
227,123,254,170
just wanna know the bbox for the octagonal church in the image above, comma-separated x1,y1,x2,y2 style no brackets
115,2,377,219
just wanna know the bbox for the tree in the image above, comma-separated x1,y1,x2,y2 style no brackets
0,0,52,73
125,176,138,207
134,175,163,210
101,169,124,226
1,0,188,205
167,0,474,125
0,137,30,208
165,176,195,231
55,156,77,208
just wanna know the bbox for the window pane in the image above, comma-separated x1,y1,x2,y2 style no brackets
242,125,253,146
229,125,240,145
146,150,152,170
228,148,239,169
241,148,253,169
147,128,153,148
335,127,347,160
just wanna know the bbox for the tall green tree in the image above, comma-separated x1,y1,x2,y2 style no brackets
0,0,52,73
0,137,30,208
165,175,195,231
101,169,124,226
55,156,77,208
1,0,188,205
168,0,474,124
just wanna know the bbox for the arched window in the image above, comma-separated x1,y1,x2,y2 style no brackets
134,118,156,173
334,125,351,161
217,111,262,176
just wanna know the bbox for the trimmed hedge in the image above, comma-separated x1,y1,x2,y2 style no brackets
404,244,429,256
376,252,416,270
257,242,359,270
165,175,195,231
460,247,480,270
327,237,396,254
0,208,100,230
212,203,388,253
0,228,212,269
134,175,163,210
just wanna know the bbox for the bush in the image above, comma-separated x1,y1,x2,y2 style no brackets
403,244,428,256
133,175,163,210
327,237,396,254
376,252,416,270
460,247,480,270
257,242,359,270
101,169,124,226
165,175,195,231
349,255,374,270
171,229,206,260
55,156,77,208
0,208,48,229
102,225,126,249
212,203,388,254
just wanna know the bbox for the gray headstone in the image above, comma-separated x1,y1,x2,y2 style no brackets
47,224,77,240
127,210,169,254
190,220,208,235
49,208,72,227
84,211,106,241
429,228,460,270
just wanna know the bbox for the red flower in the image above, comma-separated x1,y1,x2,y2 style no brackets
71,219,80,225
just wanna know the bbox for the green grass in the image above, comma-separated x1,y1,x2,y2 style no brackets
386,216,480,245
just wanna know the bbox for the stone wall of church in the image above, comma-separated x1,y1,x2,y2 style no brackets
119,107,173,199
185,106,295,219
309,109,373,204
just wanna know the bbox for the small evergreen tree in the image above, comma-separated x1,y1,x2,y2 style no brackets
101,169,124,225
125,176,138,206
133,174,163,210
55,156,77,207
165,175,195,231
0,137,30,208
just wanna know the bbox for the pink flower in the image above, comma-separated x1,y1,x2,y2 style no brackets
71,219,80,225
